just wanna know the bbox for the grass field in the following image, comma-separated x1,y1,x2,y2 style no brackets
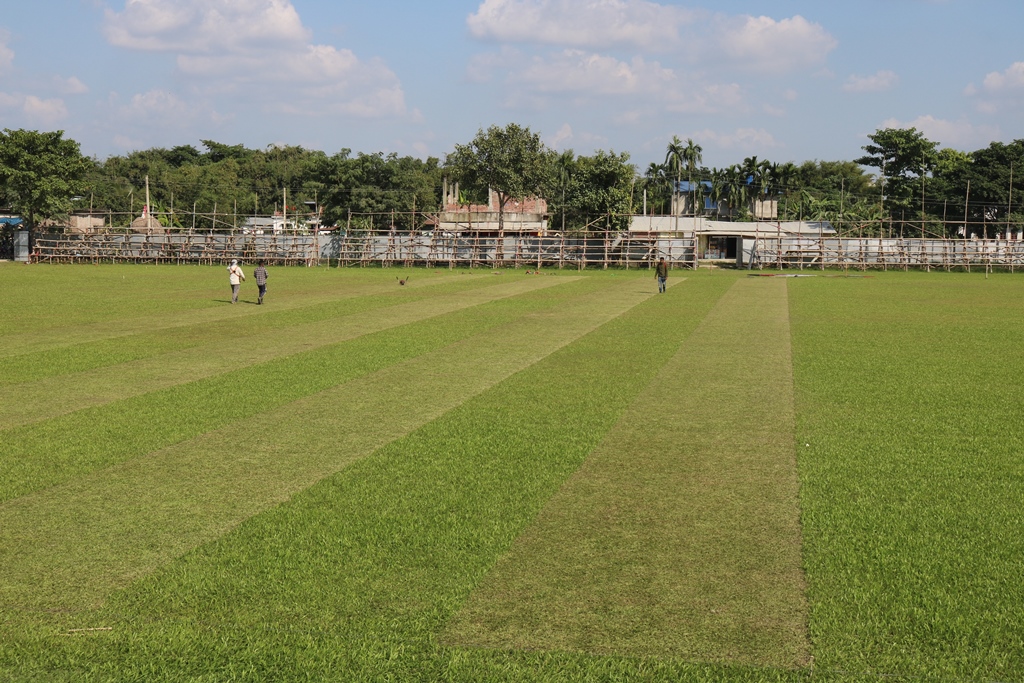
1,262,1022,682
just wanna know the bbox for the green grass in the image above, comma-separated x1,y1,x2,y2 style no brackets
2,265,1024,681
0,275,497,386
0,276,595,502
0,277,573,429
0,276,661,621
445,277,808,669
3,272,757,682
790,271,1024,680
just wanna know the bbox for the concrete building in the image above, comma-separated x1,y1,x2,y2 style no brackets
629,215,835,264
434,181,548,235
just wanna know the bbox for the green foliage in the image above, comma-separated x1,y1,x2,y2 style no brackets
932,140,1024,236
313,150,441,230
546,149,636,232
855,127,939,222
0,129,92,229
14,124,1024,241
779,160,881,231
446,123,549,230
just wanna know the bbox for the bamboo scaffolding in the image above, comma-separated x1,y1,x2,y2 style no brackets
30,210,1024,271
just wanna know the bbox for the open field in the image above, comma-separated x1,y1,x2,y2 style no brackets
1,262,1023,682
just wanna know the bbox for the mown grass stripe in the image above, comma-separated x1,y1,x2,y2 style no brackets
0,268,481,356
0,277,571,430
0,277,602,504
790,272,1024,680
0,277,661,616
1,274,764,683
0,274,507,386
444,276,809,669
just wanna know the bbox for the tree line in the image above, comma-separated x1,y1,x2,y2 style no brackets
1,124,1023,237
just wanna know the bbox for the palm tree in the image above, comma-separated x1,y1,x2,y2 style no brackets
553,150,575,231
682,138,703,215
709,168,729,218
725,165,748,220
768,162,797,219
741,156,773,219
643,162,668,214
664,136,686,215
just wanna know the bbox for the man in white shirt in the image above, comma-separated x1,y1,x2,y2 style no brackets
227,259,245,303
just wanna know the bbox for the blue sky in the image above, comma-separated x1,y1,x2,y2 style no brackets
1,0,1023,169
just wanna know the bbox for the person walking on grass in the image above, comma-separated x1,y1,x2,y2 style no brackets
656,257,669,293
227,259,245,303
254,260,268,305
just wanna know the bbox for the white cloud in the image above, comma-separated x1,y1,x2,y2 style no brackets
511,50,674,95
122,89,192,122
881,115,999,150
843,70,899,93
467,2,835,73
467,0,696,50
981,62,1024,92
23,95,69,125
104,0,308,52
0,30,13,73
664,82,745,115
476,48,745,114
0,91,21,109
548,123,573,149
55,76,89,95
103,0,406,118
695,127,779,150
716,15,836,72
613,110,643,125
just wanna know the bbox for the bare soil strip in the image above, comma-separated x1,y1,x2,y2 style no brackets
0,277,568,430
444,277,810,669
0,278,663,614
0,272,484,358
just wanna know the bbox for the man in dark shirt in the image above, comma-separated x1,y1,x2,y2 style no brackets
656,257,668,293
254,260,269,304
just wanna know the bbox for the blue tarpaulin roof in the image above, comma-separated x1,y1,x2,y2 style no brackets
0,216,24,226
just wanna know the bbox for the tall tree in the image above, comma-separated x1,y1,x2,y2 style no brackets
0,129,91,230
643,161,670,215
856,127,938,226
664,136,702,215
551,150,635,233
445,123,549,238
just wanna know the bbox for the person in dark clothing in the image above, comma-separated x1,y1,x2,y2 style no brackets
656,257,668,293
253,260,268,304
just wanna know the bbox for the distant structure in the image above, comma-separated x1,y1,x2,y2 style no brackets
434,180,549,236
243,215,297,235
629,215,834,263
130,205,165,232
674,180,779,220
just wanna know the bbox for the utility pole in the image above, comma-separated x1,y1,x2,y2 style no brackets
964,180,971,239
